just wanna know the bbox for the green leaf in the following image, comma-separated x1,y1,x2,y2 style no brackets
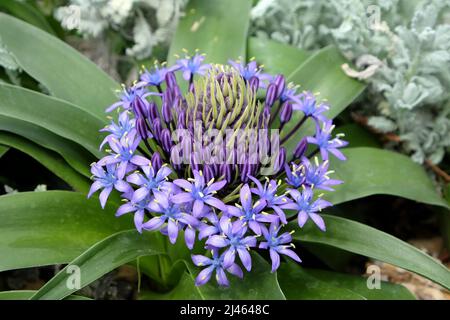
142,253,286,300
327,147,449,208
337,123,381,148
0,115,93,177
168,0,252,64
0,144,8,158
278,262,415,300
0,83,105,157
0,13,118,119
289,215,450,289
0,1,55,35
31,230,165,300
0,132,90,192
0,191,130,272
247,37,311,76
0,291,90,300
282,46,366,157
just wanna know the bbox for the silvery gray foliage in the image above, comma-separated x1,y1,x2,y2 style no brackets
54,0,187,60
0,38,19,71
251,0,450,164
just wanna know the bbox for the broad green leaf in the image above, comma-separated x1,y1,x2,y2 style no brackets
337,123,381,148
142,254,286,300
0,144,8,158
0,13,118,119
327,147,449,208
0,132,90,192
247,37,311,76
0,1,55,35
0,291,90,300
0,191,130,272
0,115,93,177
278,262,415,300
168,0,252,64
289,215,450,289
31,230,165,300
282,46,366,157
0,83,105,157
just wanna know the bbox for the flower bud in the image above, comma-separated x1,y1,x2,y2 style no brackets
265,83,277,108
151,152,162,171
273,74,285,99
161,128,172,152
294,138,308,159
280,101,293,124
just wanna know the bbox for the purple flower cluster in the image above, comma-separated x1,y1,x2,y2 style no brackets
88,53,347,287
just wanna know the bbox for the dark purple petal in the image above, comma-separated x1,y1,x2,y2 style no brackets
265,83,277,108
293,138,308,159
151,152,163,171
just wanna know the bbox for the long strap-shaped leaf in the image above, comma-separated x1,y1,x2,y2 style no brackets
0,13,118,119
31,230,165,300
0,145,8,158
0,83,105,157
0,115,93,178
0,291,90,300
328,147,449,209
0,132,90,192
0,191,131,272
247,37,311,76
289,215,450,289
282,46,366,157
168,0,252,65
0,0,56,35
278,261,415,300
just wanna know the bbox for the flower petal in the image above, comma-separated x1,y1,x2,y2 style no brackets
215,268,229,287
237,248,252,271
195,266,214,286
269,249,280,272
167,219,179,244
191,254,212,267
206,235,228,248
309,213,326,231
99,187,112,208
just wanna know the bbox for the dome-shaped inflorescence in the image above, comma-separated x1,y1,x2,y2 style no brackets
89,53,348,287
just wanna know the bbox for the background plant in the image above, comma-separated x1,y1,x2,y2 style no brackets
251,0,450,166
0,0,448,300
